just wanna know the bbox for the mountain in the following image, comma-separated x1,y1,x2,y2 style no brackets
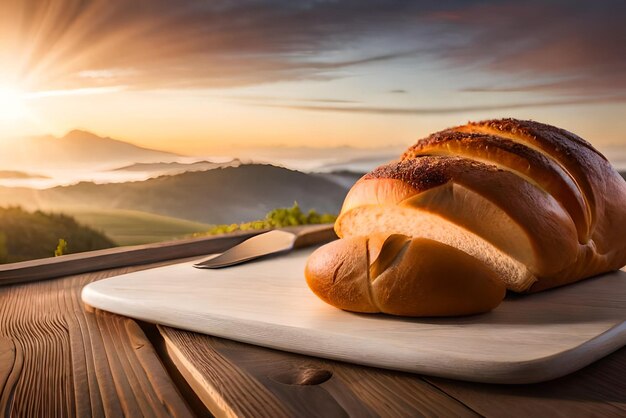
0,130,180,171
112,159,241,175
0,164,348,224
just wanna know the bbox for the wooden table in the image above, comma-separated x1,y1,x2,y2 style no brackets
1,226,625,417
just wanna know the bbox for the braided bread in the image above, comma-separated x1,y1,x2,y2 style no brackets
305,119,626,316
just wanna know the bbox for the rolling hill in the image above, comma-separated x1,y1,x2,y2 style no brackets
0,164,348,224
68,209,211,246
0,207,115,263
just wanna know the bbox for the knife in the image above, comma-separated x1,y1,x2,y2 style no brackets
192,226,336,269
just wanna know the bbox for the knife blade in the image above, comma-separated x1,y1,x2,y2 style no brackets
193,230,298,269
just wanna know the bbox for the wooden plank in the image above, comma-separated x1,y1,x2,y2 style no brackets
0,226,623,416
0,224,336,286
0,228,258,287
158,326,479,418
426,345,626,417
0,263,196,417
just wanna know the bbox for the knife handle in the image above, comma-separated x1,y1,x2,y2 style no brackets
292,224,337,249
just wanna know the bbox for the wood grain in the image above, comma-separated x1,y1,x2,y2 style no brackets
0,265,195,417
0,226,624,417
0,225,339,417
159,326,478,418
426,346,626,417
82,248,626,384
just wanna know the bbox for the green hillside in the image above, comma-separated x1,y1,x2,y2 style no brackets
0,206,115,264
68,209,211,246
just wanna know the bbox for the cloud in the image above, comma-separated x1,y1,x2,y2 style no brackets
389,89,408,94
1,0,623,98
261,94,626,115
225,95,359,104
441,1,626,95
0,0,436,91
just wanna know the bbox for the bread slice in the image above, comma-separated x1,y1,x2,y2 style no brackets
336,156,582,291
336,202,534,292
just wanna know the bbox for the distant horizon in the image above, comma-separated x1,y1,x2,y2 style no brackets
6,127,411,152
1,123,624,192
4,121,626,158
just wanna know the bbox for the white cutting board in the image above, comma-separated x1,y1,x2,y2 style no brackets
82,247,626,384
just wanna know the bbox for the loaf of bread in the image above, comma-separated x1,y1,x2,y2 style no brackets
305,118,626,316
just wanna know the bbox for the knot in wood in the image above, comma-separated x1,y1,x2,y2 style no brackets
269,366,333,386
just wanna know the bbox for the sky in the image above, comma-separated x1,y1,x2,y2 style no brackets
0,0,625,155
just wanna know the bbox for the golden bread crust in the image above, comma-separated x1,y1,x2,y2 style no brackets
305,234,506,316
403,131,589,241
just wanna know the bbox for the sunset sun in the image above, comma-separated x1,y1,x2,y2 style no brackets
0,84,28,122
